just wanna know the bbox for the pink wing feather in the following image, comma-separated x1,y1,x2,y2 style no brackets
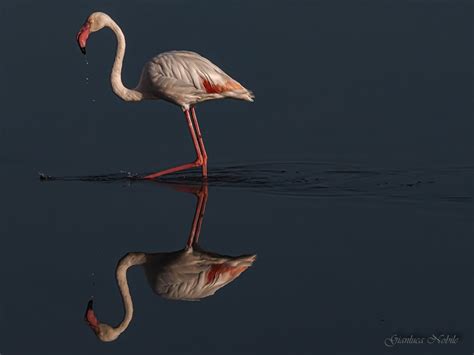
136,51,254,108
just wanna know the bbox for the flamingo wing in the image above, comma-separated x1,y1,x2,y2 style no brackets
137,51,253,108
151,76,204,107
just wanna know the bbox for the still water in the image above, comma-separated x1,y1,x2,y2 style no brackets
0,0,472,354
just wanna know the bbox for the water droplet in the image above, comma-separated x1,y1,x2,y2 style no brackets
91,99,96,103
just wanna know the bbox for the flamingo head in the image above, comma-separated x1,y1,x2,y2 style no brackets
84,299,120,342
76,12,112,55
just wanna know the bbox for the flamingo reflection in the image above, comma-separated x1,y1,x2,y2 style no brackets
85,183,256,342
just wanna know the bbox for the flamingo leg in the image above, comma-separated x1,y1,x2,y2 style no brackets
186,184,208,248
191,106,208,178
144,110,203,180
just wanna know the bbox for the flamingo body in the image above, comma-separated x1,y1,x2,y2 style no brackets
136,50,254,109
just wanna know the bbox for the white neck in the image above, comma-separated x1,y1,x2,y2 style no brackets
106,20,143,102
111,252,147,335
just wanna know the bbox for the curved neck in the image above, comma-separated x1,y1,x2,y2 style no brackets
113,252,147,334
107,20,143,102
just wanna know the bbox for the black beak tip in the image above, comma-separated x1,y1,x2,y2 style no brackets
80,46,86,55
87,299,94,310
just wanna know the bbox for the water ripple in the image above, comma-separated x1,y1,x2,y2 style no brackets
39,162,473,202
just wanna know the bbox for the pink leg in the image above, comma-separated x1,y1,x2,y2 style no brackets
193,185,208,244
144,110,203,180
191,107,208,178
186,184,208,248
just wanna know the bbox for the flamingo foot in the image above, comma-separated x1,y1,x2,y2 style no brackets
144,160,205,180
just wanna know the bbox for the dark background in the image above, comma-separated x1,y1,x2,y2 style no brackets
0,1,472,354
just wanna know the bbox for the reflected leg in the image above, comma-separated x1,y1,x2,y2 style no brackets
193,184,208,244
186,184,208,248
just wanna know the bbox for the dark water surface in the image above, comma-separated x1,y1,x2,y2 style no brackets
0,0,472,354
40,162,473,202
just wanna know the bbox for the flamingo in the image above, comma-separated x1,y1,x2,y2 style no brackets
76,12,254,179
85,183,256,342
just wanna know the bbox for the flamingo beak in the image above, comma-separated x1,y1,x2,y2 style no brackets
76,22,90,55
85,299,100,333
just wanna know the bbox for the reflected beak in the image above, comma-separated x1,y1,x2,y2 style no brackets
76,22,90,55
85,299,100,333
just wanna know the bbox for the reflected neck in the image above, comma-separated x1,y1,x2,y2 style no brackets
113,252,147,334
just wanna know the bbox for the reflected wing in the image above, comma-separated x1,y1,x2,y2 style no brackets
151,251,256,301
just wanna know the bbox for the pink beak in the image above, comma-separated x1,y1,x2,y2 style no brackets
85,299,100,333
76,22,90,54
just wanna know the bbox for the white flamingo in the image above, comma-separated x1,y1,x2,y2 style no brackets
85,184,256,342
76,12,254,179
